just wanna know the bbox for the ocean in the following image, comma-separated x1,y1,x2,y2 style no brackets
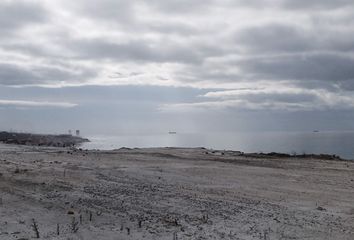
82,131,354,160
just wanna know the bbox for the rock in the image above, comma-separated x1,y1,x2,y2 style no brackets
316,206,327,211
67,210,75,215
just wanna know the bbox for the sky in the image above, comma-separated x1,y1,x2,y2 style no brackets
0,0,354,135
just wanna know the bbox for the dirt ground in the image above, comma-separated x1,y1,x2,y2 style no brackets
0,144,353,239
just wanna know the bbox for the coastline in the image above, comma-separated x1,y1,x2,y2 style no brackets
0,145,353,239
0,131,89,148
80,131,354,160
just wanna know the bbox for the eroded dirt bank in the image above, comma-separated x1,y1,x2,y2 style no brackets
0,145,353,239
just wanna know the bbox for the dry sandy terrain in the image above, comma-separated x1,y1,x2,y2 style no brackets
0,144,354,239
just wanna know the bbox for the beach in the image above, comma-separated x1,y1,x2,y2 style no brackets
0,144,353,239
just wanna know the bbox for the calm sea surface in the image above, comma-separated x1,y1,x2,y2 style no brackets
82,131,354,160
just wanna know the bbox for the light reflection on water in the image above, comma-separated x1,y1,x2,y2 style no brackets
82,131,354,160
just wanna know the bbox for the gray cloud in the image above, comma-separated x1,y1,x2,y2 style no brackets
161,87,354,113
145,0,212,13
233,0,354,10
0,99,77,108
148,22,201,36
71,0,135,23
224,92,317,104
280,0,354,10
235,22,354,54
236,24,313,53
0,63,96,86
0,1,46,32
0,0,353,115
240,53,354,83
69,39,222,64
0,64,38,85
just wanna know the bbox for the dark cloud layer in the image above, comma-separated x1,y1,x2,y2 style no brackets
236,23,354,54
0,1,46,32
235,0,353,10
236,24,313,53
70,39,220,64
0,63,96,86
241,53,354,83
280,0,353,10
73,0,136,23
146,0,212,13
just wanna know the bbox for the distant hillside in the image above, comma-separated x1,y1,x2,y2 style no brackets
0,131,89,147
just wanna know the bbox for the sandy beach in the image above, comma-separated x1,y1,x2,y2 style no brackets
0,144,354,239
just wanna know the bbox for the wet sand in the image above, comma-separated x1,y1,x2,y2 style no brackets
0,144,353,239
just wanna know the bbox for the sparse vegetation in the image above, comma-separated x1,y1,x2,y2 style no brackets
31,219,40,238
71,217,79,233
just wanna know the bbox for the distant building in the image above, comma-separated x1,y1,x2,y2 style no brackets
68,130,72,135
76,130,80,136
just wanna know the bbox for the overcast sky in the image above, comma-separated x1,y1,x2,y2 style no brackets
1,0,354,135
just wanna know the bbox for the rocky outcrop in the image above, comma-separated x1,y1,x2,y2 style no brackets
0,131,89,147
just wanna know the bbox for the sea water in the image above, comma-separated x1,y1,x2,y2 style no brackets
82,131,354,160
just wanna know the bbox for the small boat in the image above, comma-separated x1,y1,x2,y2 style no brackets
313,130,319,133
168,131,177,134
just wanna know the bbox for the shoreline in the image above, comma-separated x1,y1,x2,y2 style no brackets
0,142,347,161
0,131,90,147
81,131,354,160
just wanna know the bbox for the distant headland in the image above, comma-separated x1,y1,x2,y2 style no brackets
0,131,89,147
